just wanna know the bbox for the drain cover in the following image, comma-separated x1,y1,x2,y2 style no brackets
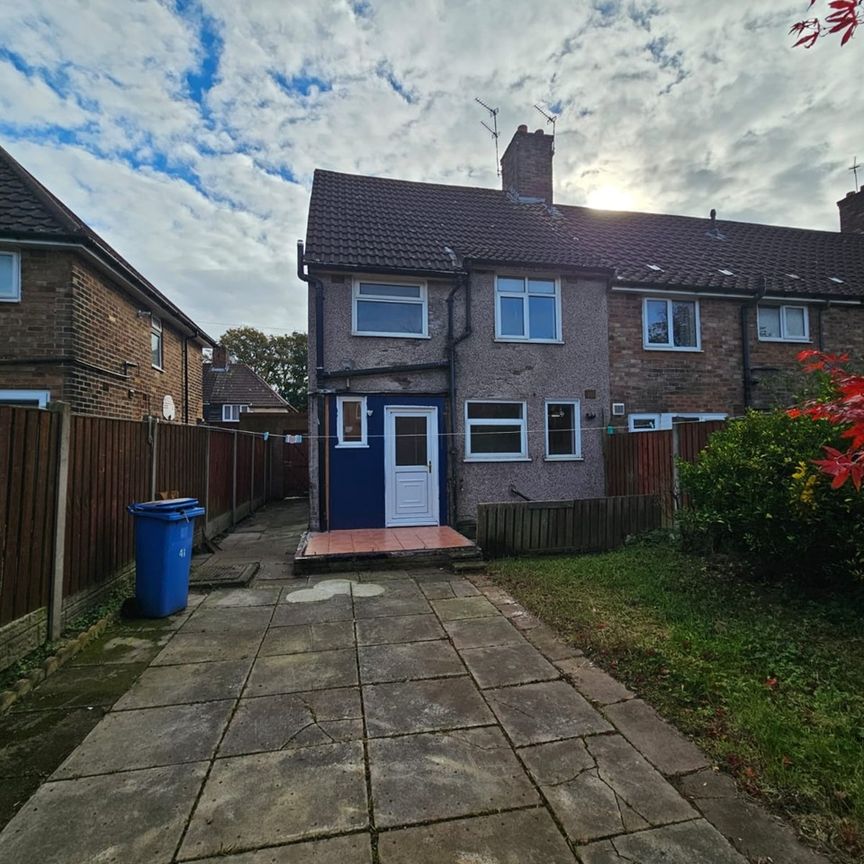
190,562,259,588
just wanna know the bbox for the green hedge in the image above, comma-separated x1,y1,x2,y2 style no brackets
678,410,864,581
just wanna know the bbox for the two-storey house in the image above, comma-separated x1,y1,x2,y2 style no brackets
0,145,212,421
302,125,864,534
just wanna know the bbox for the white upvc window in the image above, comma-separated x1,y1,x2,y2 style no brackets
545,400,582,460
222,404,249,423
464,400,528,461
0,251,21,302
643,297,700,351
336,395,368,447
352,278,428,337
495,276,561,342
150,314,164,369
628,412,727,432
757,305,809,342
0,389,50,407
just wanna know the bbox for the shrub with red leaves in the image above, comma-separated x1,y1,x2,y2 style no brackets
791,1,861,47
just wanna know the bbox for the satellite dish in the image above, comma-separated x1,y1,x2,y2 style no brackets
162,394,176,421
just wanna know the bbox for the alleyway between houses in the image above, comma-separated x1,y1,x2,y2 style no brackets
0,500,829,864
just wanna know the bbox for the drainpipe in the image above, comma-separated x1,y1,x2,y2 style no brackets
182,331,197,424
741,276,768,409
297,240,327,530
446,265,472,527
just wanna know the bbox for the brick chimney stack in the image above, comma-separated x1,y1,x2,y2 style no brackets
211,344,229,370
838,188,864,234
501,125,554,204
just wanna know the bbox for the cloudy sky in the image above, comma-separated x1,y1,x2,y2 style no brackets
0,1,860,339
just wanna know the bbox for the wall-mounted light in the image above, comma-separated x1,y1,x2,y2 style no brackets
136,309,153,319
585,411,597,420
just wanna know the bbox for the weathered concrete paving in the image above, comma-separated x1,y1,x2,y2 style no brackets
0,499,831,863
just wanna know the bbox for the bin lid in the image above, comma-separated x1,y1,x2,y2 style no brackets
129,497,199,512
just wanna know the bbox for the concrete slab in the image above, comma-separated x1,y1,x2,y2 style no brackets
524,624,581,661
0,762,207,864
0,775,41,831
449,579,481,597
603,699,709,775
272,595,354,626
353,594,432,620
486,680,612,746
419,581,455,600
557,657,633,705
260,621,355,655
443,615,525,649
194,834,373,863
52,700,233,778
355,613,445,645
518,737,595,786
368,726,538,827
431,596,499,621
179,742,368,859
377,808,577,863
200,587,281,607
246,649,358,696
182,605,273,633
114,659,252,710
9,663,148,711
459,642,559,689
358,640,463,684
219,688,363,756
151,630,263,665
577,819,747,864
69,630,171,666
363,676,494,737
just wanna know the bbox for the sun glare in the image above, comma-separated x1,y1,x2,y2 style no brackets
587,185,636,212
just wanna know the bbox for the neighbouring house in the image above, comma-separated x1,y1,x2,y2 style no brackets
203,345,296,431
301,125,864,534
0,144,212,420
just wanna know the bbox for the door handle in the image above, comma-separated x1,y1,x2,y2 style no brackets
428,461,432,473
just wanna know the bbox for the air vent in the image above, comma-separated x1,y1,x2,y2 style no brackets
611,402,625,417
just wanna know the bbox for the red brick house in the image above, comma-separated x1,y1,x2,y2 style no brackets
0,145,212,421
203,345,296,429
302,124,864,532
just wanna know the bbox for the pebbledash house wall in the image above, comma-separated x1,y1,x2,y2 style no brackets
607,290,864,422
307,267,610,531
0,247,203,421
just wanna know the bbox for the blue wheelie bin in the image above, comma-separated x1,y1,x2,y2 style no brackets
127,498,205,617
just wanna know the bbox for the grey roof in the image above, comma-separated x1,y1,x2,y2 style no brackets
305,169,864,299
202,361,294,410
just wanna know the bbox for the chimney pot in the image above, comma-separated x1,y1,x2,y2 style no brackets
535,129,544,135
500,124,554,203
517,124,528,132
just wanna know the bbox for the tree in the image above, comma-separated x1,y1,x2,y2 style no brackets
788,351,864,490
219,326,308,410
791,1,861,47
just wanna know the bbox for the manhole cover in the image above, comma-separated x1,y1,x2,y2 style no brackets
190,562,259,588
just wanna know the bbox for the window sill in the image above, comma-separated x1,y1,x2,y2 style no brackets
351,331,430,340
463,457,532,463
544,456,584,462
757,337,812,344
335,443,369,449
494,337,563,345
642,346,702,353
0,297,21,303
152,365,164,372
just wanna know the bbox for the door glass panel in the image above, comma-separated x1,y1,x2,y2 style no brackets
395,415,427,465
341,399,363,442
547,403,575,455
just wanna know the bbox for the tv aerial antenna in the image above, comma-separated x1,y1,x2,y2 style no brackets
534,104,558,152
851,156,860,192
475,97,500,176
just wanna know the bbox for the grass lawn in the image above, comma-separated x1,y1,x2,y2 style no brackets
492,541,864,863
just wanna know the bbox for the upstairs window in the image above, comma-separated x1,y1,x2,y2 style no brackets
495,276,560,341
337,395,367,446
643,298,700,350
757,305,809,342
0,251,21,302
545,400,582,459
352,280,427,337
465,401,527,461
222,404,249,423
151,315,163,368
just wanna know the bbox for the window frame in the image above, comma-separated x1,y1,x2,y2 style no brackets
464,399,529,462
628,412,727,432
0,389,50,407
0,251,21,303
150,314,164,369
221,404,249,423
494,275,562,343
756,304,810,343
544,399,582,461
642,297,701,352
336,395,368,448
351,277,429,339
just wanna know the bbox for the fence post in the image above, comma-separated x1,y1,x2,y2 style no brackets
203,426,211,538
250,435,256,512
231,431,238,526
49,402,71,641
671,423,681,519
148,416,158,500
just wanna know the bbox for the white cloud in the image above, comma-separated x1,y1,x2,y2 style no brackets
1,0,861,339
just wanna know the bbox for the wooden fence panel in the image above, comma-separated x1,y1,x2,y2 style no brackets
283,439,309,496
477,495,662,558
207,429,234,519
156,424,207,503
253,436,266,505
0,407,58,626
235,434,253,510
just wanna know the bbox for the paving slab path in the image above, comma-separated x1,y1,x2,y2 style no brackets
0,500,830,864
